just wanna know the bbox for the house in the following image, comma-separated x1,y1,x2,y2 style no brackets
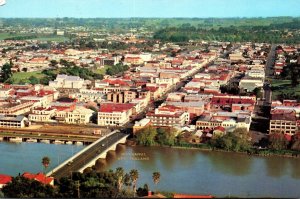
107,90,138,103
28,107,56,123
0,174,12,189
98,103,134,126
269,109,297,135
22,172,54,186
69,89,105,103
0,114,30,128
165,101,206,117
0,101,35,115
146,105,189,127
196,112,252,132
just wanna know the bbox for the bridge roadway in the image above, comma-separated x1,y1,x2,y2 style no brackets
49,131,128,179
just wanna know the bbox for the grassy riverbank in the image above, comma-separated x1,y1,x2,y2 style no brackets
127,138,300,159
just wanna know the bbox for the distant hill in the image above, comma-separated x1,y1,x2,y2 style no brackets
0,17,299,30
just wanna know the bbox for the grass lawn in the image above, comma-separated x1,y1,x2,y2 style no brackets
270,79,300,100
9,71,46,84
0,32,68,42
94,66,110,75
0,33,32,40
34,36,69,42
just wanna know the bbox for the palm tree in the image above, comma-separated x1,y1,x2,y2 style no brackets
152,172,161,193
42,156,50,175
129,169,139,197
115,167,125,192
124,173,132,192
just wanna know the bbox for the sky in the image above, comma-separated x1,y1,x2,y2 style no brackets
0,0,300,18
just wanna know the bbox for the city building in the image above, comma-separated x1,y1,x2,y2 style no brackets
98,103,134,126
65,106,94,124
0,114,30,128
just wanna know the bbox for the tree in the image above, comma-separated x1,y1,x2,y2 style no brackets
129,169,139,197
291,133,300,151
29,76,40,85
157,128,176,146
152,172,161,192
42,156,50,175
136,184,149,197
136,126,157,146
2,176,56,198
123,173,132,193
115,167,124,192
269,133,289,150
209,128,251,152
50,60,58,67
253,87,262,99
0,63,12,82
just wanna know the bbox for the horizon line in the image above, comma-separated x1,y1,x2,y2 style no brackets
0,16,299,19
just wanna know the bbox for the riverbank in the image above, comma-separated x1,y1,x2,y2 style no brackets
126,139,300,159
107,144,300,198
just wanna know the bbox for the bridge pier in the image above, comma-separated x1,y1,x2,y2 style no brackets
47,131,129,178
78,136,128,173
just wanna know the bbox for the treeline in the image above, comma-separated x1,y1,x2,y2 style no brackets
1,17,298,30
1,168,161,198
4,35,38,41
153,20,300,44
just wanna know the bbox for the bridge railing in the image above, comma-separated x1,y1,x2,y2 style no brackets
46,130,120,176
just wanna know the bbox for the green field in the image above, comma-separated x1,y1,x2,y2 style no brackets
0,32,69,42
0,33,30,40
271,79,300,100
94,65,110,75
9,71,46,84
33,36,69,42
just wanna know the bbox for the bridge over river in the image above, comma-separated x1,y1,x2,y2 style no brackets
47,130,129,179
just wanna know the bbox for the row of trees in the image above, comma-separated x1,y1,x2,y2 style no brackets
1,166,161,198
267,133,300,151
209,128,252,152
153,24,300,44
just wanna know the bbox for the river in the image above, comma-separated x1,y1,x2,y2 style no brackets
103,145,300,198
0,142,84,176
1,142,300,197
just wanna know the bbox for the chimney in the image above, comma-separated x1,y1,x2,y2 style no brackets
148,191,152,197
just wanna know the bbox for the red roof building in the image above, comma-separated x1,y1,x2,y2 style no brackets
99,103,135,113
22,172,54,186
0,174,12,188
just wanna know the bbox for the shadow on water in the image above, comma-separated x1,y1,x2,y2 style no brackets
289,159,300,179
95,144,128,172
201,151,253,176
129,146,199,172
264,156,288,178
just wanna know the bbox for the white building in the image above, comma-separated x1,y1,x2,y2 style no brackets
49,75,85,89
65,106,94,124
97,103,134,126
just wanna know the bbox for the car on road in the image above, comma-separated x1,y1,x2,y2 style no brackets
101,144,105,147
67,161,73,166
